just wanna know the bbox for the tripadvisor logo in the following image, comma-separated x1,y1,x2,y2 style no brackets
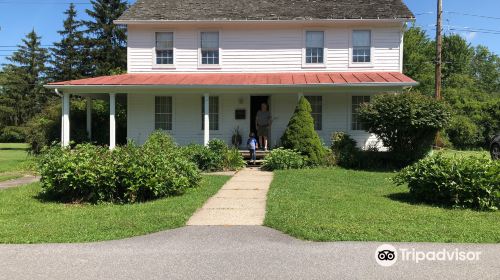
375,244,398,267
375,244,482,267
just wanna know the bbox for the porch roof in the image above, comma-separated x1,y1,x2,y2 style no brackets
46,72,417,89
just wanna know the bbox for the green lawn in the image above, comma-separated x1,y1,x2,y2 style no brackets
0,143,33,182
0,175,229,244
265,168,500,243
437,149,490,159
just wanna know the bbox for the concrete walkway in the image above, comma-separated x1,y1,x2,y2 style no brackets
0,175,40,190
1,226,498,280
188,168,273,226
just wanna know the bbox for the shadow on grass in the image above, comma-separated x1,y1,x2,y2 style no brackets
0,147,28,151
387,192,456,210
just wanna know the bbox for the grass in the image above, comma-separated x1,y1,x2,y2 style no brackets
0,143,33,182
436,149,490,159
0,175,229,244
264,168,500,243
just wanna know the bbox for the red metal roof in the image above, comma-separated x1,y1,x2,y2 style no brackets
47,72,417,87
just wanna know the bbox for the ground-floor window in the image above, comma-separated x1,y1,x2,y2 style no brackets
201,96,219,130
306,95,323,130
351,96,371,131
155,96,173,130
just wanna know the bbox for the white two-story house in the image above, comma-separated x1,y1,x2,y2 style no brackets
47,0,417,149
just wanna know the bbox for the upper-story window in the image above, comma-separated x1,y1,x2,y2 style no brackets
352,30,371,63
200,32,219,65
305,31,324,64
155,32,174,65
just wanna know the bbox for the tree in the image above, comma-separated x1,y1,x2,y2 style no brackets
441,34,474,87
471,45,500,94
403,26,435,95
280,97,325,165
358,93,451,165
0,30,49,127
84,0,128,76
49,3,90,82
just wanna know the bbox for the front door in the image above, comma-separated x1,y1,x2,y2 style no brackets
250,95,270,142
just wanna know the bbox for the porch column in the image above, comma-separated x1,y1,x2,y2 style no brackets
86,96,92,141
109,93,116,150
203,93,210,146
61,92,70,147
298,92,304,101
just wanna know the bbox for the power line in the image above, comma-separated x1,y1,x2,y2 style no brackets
445,11,500,21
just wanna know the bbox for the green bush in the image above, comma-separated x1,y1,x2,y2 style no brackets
447,115,485,150
331,132,360,168
280,97,325,166
394,154,500,211
182,139,244,172
262,148,305,171
358,93,451,165
24,98,127,154
224,148,246,170
0,126,25,143
38,132,201,204
182,144,219,171
208,139,228,169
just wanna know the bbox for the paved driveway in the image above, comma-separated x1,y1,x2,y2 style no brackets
1,226,498,280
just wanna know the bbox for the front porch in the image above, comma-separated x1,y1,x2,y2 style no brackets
46,72,418,149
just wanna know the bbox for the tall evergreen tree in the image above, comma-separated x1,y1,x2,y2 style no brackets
84,0,128,76
49,3,89,82
280,97,325,165
0,30,49,126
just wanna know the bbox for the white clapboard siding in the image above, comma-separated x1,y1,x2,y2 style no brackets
127,25,403,73
127,92,380,149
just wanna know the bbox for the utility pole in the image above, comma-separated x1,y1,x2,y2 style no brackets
435,0,443,100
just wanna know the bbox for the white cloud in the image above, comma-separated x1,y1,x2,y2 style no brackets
462,32,477,42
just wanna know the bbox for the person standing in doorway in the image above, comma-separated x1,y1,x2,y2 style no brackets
256,102,272,151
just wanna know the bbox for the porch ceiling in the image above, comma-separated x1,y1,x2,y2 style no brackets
45,72,418,91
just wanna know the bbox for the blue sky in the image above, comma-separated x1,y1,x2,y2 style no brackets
1,0,499,67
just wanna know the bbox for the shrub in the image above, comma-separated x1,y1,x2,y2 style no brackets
224,148,246,170
262,148,305,171
38,132,201,204
182,139,244,172
446,115,484,150
183,144,220,171
0,126,25,143
280,97,325,165
208,139,228,169
24,99,127,154
331,132,360,168
358,93,451,165
394,154,500,211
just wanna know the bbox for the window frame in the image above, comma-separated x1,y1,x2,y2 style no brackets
198,31,222,69
305,95,323,131
153,31,176,69
349,29,374,68
201,96,220,131
154,96,173,131
302,29,327,68
350,95,371,131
